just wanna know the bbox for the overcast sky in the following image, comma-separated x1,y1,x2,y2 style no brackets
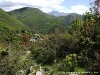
0,0,91,14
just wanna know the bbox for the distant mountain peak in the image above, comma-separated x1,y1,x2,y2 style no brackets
48,11,69,17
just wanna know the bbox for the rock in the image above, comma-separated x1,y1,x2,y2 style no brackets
36,71,43,75
30,65,35,72
69,73,78,75
18,70,24,75
28,72,35,75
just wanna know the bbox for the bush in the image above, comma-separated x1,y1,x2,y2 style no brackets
74,67,87,75
1,51,9,56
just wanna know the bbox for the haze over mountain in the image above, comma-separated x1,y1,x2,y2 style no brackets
48,11,69,17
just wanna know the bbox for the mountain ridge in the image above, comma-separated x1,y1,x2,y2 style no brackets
0,7,83,34
0,8,26,30
48,11,70,17
9,7,64,34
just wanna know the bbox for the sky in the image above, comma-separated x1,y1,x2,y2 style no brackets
0,0,92,14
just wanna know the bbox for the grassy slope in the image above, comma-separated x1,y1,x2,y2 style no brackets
0,9,26,30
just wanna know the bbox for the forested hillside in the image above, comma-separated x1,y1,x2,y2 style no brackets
0,9,26,30
0,0,100,75
0,9,28,45
56,13,83,30
9,7,82,34
9,7,62,34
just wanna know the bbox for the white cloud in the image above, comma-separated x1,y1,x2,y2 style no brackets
64,5,89,15
2,6,26,11
0,0,65,12
0,0,89,14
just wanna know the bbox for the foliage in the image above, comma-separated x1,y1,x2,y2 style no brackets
0,0,100,74
74,67,86,75
58,53,81,72
0,9,26,30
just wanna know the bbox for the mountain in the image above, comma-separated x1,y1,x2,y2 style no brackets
9,7,82,33
52,13,82,31
9,7,62,34
0,9,26,31
62,13,82,25
48,11,69,17
0,8,28,44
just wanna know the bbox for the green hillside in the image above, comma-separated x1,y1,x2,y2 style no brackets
0,8,83,45
0,9,26,30
9,7,83,34
0,9,27,45
0,0,100,74
57,13,82,28
9,7,62,34
63,13,82,25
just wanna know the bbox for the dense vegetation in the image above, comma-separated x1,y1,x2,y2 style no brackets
0,0,100,75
